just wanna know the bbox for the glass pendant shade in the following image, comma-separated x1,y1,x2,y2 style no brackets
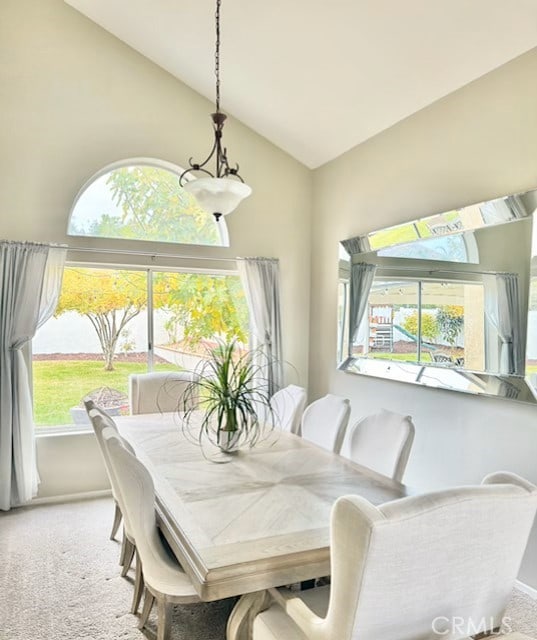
183,177,252,218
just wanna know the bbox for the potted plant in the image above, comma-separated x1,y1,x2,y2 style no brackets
180,340,277,455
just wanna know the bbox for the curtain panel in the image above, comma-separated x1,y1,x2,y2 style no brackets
237,258,283,397
483,273,524,376
0,242,66,510
349,263,377,355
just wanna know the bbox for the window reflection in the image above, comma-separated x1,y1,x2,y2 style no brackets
352,278,485,371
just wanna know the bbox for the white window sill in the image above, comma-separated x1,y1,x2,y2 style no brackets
36,425,93,437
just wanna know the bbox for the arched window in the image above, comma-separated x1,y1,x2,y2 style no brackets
67,159,229,247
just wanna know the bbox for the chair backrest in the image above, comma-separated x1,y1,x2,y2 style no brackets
84,400,120,498
88,407,135,516
347,409,415,482
98,420,137,533
85,399,119,434
301,394,350,454
106,433,165,566
129,371,199,415
323,472,537,640
270,385,307,434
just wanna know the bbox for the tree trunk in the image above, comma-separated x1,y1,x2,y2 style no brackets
86,306,141,371
104,351,115,371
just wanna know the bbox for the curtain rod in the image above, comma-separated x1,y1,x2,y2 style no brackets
66,245,239,263
374,265,516,277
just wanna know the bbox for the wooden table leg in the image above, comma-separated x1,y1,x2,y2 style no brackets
226,591,271,640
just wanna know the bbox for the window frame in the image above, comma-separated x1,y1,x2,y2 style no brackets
67,157,230,247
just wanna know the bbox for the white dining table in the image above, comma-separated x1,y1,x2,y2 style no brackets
115,411,409,604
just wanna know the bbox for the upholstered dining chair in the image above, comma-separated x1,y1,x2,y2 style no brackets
300,394,350,454
86,407,144,613
84,399,123,540
129,370,199,415
346,408,415,482
239,472,537,640
270,385,307,434
107,434,200,640
98,422,146,614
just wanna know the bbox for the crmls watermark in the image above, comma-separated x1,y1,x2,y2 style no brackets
431,616,513,636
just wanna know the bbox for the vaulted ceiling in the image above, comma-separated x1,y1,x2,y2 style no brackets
66,0,537,168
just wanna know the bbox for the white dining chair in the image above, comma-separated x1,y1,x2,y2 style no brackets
84,399,124,540
270,384,307,434
300,394,350,454
97,421,148,615
239,472,537,640
128,370,199,415
107,434,200,640
347,408,415,482
86,407,146,615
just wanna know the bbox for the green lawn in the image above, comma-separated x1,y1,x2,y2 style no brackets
369,352,433,362
33,360,178,427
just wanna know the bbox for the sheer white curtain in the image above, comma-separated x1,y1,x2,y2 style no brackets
0,242,66,510
237,258,283,396
349,263,377,355
483,273,524,376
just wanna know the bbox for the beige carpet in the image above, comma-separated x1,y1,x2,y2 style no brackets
0,497,536,640
0,497,235,640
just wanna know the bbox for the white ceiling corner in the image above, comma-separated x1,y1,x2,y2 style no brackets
65,0,537,169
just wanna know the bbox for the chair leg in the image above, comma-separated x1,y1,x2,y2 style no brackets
110,502,122,541
119,531,127,566
138,588,155,630
131,550,144,614
157,599,172,640
121,539,135,577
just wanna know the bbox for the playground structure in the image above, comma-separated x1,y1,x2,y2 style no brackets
368,304,440,354
369,305,394,350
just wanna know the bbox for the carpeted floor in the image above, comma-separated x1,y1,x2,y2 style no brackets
0,497,536,640
0,497,235,640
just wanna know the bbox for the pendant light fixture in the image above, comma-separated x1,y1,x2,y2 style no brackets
180,0,252,222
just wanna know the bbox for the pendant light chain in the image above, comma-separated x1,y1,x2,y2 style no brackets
215,0,221,114
179,0,252,218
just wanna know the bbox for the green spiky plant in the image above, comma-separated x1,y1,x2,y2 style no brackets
180,340,277,454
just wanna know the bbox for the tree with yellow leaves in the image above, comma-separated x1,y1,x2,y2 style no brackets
55,268,249,371
153,272,248,347
55,268,147,371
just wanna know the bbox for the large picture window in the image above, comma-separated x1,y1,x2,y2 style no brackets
32,266,248,428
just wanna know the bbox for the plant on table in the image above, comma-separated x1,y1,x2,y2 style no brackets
180,340,277,457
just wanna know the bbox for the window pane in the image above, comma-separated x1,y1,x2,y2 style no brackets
68,162,228,247
33,267,149,428
421,282,485,370
353,280,420,363
151,272,249,367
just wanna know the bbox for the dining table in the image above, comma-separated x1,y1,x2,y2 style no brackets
115,411,409,636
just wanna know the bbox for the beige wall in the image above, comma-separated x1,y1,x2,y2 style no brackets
0,1,311,497
311,47,537,587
